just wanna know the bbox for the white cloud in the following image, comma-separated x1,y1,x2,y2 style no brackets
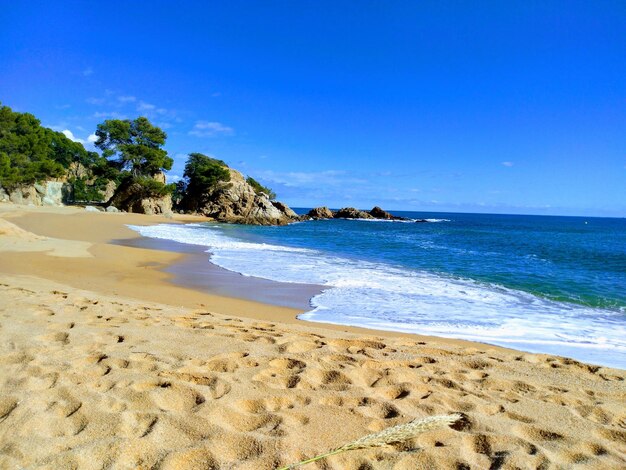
118,95,136,103
257,170,367,188
86,97,106,105
189,121,234,137
501,161,514,167
62,129,85,144
87,133,98,143
166,174,182,183
93,111,128,119
137,101,156,111
82,67,94,76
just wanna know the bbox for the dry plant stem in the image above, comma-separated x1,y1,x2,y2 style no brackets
277,413,462,469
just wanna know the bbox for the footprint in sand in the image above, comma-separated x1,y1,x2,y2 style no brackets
160,371,232,399
147,382,206,411
214,406,283,434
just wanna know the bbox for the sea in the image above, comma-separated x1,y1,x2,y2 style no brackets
128,211,626,369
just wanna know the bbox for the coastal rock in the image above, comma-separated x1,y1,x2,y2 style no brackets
272,200,298,219
8,185,39,205
192,168,296,225
334,207,374,219
369,206,411,221
307,206,334,219
100,180,117,203
0,186,9,202
42,182,67,206
108,175,173,216
105,206,120,213
369,206,394,219
0,181,69,207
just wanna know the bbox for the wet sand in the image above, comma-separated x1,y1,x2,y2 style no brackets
115,236,324,311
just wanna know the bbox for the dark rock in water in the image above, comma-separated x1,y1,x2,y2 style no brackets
307,206,334,219
369,206,393,219
334,207,374,219
414,219,428,223
368,206,412,221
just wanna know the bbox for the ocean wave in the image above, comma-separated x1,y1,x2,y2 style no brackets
128,223,626,369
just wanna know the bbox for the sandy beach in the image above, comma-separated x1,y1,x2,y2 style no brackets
0,204,624,469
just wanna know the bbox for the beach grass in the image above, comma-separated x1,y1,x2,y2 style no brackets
277,413,462,469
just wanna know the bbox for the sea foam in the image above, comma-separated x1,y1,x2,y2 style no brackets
128,223,626,369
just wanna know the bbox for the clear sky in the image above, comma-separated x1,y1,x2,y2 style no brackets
1,1,625,216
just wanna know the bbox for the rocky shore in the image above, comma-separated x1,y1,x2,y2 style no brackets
306,205,428,222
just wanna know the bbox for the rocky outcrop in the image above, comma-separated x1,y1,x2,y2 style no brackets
108,174,172,216
191,168,297,225
307,206,334,219
0,181,69,206
304,205,419,222
101,180,117,202
271,201,298,219
369,206,412,221
334,207,374,219
369,206,394,219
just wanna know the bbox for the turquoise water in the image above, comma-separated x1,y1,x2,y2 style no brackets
130,211,626,368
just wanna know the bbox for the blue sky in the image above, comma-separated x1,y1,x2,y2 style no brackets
1,1,625,216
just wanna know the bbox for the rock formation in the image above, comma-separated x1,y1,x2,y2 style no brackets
334,207,374,219
187,168,297,225
0,181,70,206
369,206,415,221
107,172,172,215
304,205,422,222
307,206,334,219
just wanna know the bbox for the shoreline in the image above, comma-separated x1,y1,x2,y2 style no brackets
1,203,625,469
113,235,325,311
3,203,624,362
0,203,513,349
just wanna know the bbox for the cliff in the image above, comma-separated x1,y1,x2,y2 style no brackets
184,168,297,225
0,181,70,207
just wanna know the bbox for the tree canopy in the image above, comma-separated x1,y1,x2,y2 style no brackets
181,152,231,210
95,117,173,177
0,103,102,193
0,104,281,210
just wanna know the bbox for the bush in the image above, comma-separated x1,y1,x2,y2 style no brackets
246,176,276,200
182,153,231,210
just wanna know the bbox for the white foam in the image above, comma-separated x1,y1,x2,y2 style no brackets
128,223,626,369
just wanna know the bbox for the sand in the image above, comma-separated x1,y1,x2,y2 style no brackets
0,204,624,469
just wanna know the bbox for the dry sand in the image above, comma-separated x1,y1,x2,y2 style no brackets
0,204,624,469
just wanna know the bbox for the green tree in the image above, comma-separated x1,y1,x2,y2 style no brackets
95,117,173,199
95,117,173,177
182,152,231,210
0,103,101,192
246,176,276,200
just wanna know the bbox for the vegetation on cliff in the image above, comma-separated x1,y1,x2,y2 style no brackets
246,176,276,200
178,153,231,211
0,103,111,201
0,103,287,222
